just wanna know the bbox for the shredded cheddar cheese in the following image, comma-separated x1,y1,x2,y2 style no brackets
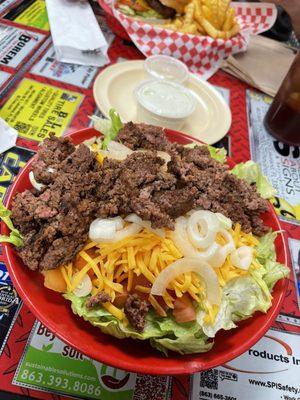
60,225,260,324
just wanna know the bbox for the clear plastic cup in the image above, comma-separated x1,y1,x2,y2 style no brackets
144,55,189,84
135,79,196,130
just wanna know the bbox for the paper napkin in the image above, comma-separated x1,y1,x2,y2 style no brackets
45,0,109,67
0,118,18,154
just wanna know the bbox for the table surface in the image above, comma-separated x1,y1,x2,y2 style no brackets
0,1,299,400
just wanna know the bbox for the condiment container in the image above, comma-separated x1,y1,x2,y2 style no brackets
144,55,189,84
135,80,196,130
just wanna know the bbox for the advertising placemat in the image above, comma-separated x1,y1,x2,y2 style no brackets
3,0,49,31
0,78,83,141
13,321,171,400
191,328,300,400
247,90,300,226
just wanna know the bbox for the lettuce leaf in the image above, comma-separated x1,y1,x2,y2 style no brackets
91,109,123,150
208,146,227,163
254,231,289,290
151,330,212,356
198,231,288,336
231,160,276,199
118,4,162,19
64,292,211,355
0,200,23,247
197,297,236,338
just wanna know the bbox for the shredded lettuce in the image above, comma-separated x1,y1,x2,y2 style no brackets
231,160,276,199
118,4,162,19
0,200,23,247
255,231,290,290
64,292,211,355
207,146,227,163
91,109,123,150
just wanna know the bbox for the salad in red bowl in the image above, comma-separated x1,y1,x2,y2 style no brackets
0,111,289,372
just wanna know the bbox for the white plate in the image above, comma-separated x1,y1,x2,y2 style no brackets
93,60,231,144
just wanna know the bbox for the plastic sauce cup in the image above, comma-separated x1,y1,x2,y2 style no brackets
144,55,189,84
135,80,196,130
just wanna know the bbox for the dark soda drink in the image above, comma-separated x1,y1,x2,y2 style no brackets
264,51,300,146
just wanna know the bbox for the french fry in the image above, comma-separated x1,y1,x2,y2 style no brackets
222,7,235,31
225,22,240,39
196,21,206,34
157,0,240,40
181,23,198,34
209,0,221,29
183,2,195,26
202,5,213,25
217,0,230,29
200,16,220,38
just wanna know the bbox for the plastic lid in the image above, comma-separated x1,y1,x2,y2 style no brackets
135,80,196,119
144,55,189,84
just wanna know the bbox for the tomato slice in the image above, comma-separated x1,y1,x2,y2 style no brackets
173,294,197,323
113,292,128,308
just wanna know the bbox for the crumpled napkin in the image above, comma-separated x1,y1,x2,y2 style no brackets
0,118,18,154
45,0,110,67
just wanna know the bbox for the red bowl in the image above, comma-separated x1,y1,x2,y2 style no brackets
2,128,289,375
98,0,131,41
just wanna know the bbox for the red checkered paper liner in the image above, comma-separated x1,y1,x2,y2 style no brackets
102,1,277,79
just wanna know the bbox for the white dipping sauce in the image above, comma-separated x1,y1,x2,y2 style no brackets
136,80,195,119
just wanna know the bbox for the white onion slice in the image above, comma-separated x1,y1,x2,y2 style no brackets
172,217,199,257
89,218,120,242
209,229,235,268
72,273,92,297
83,136,97,147
187,210,219,249
157,151,171,171
219,229,235,253
112,223,142,242
112,216,124,231
125,214,165,237
105,141,133,160
29,171,44,191
215,213,232,230
172,217,220,262
230,246,253,270
151,258,221,305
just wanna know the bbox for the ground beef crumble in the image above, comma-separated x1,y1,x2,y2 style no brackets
11,123,269,273
124,294,149,332
86,292,112,309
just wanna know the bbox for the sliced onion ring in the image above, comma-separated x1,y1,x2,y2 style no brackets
105,140,133,160
151,258,221,306
89,218,121,242
125,214,165,237
187,210,219,249
230,246,253,270
172,217,199,257
112,223,142,242
72,273,92,297
209,229,235,268
29,171,44,191
172,217,220,262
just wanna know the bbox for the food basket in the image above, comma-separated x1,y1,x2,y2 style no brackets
98,1,277,78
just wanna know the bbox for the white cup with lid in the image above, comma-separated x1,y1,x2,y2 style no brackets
135,79,196,130
144,55,189,84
